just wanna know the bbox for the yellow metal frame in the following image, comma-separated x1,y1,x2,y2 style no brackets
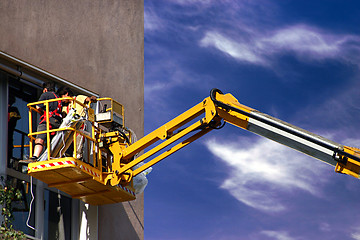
28,157,135,205
106,92,255,185
27,97,98,162
26,97,135,204
335,146,360,178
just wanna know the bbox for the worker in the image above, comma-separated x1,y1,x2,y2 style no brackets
8,95,21,160
64,94,97,117
20,83,72,163
60,89,97,160
75,95,97,160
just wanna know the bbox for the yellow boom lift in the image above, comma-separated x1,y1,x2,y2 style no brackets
25,89,360,205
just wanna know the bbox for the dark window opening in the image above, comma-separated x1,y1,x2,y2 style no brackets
8,76,38,172
7,176,36,237
44,190,72,240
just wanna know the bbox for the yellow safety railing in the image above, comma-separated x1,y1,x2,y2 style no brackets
27,97,103,172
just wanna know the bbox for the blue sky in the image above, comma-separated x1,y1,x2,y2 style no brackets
143,1,360,239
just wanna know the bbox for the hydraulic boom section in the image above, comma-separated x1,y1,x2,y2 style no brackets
106,88,360,185
209,89,360,178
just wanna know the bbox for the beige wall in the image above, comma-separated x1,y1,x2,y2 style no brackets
0,0,144,239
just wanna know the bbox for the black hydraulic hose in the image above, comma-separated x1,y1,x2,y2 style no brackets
119,130,131,144
112,127,130,144
209,88,360,163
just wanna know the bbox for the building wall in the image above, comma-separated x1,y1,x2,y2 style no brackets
0,1,144,239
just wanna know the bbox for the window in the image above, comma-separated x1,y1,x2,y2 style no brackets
44,190,72,240
1,70,79,239
9,176,36,236
8,76,38,172
0,51,97,239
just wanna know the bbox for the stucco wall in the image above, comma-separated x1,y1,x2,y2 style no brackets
0,0,144,239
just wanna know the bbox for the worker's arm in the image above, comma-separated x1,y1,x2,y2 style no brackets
35,105,44,115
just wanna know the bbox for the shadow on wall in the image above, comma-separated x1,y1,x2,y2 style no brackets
98,202,142,240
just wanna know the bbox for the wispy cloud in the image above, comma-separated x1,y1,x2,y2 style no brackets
293,79,360,140
264,25,340,57
352,234,360,240
144,64,199,101
319,222,331,232
200,31,265,64
144,7,163,32
347,225,360,240
205,137,329,212
200,25,360,66
260,230,296,240
170,0,213,5
351,229,360,240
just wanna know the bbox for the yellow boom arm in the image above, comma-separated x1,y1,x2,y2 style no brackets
106,89,360,186
26,89,360,205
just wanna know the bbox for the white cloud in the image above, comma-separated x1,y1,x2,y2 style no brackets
263,25,340,58
352,233,360,240
319,222,331,232
144,67,195,100
144,81,167,96
200,25,360,66
144,8,163,32
170,0,213,5
274,27,332,48
200,31,265,64
349,226,360,240
351,228,360,240
205,137,329,212
260,230,296,240
342,138,360,149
